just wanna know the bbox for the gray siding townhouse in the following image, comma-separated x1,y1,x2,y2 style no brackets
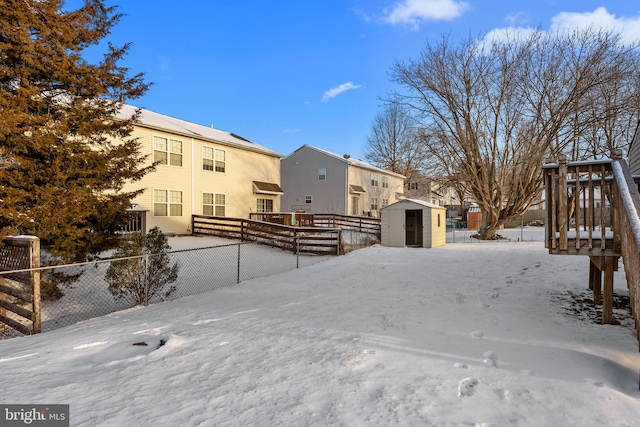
280,145,405,217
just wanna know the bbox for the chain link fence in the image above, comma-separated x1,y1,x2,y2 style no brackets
447,221,547,244
0,240,332,339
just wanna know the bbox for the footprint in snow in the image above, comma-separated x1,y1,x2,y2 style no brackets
494,388,510,401
88,336,169,365
458,377,479,397
471,330,485,340
483,351,498,368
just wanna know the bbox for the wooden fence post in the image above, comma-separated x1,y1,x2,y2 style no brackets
558,155,568,251
603,256,616,324
29,237,41,333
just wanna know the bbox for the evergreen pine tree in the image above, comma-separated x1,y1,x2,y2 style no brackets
0,0,152,262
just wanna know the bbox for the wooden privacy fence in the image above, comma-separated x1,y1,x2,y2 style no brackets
249,213,381,239
0,236,41,335
543,151,640,333
192,215,342,255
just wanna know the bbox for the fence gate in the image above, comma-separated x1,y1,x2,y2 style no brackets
0,236,41,335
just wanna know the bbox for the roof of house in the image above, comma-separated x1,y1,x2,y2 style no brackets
117,104,282,158
381,198,446,210
285,144,406,179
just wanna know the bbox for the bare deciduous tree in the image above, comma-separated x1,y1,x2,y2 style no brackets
364,102,428,185
391,28,640,239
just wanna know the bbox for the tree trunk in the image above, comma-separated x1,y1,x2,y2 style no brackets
476,211,506,240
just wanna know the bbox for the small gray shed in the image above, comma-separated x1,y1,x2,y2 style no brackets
380,199,446,248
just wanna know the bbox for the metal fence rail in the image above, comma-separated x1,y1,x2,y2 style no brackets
0,241,332,339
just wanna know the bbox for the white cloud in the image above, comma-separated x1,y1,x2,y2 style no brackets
483,7,640,46
550,7,640,44
505,11,529,27
383,0,470,30
481,26,539,46
321,82,362,102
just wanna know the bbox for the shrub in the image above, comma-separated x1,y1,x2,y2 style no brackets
105,227,179,306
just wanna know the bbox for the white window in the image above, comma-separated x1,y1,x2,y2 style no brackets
382,176,389,188
203,193,225,216
203,147,226,173
382,198,389,207
154,189,182,216
154,136,182,166
318,168,326,181
257,199,274,213
351,196,359,215
370,197,378,211
305,195,312,204
371,173,379,187
408,182,418,190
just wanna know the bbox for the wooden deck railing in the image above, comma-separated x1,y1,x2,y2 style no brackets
543,156,618,255
249,213,381,239
610,159,640,344
543,151,640,332
192,215,342,256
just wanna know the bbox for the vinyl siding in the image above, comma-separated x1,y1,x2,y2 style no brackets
347,166,404,217
629,124,640,175
122,126,281,234
426,208,446,248
281,147,347,214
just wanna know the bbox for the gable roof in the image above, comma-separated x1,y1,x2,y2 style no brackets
380,198,445,210
286,144,406,179
117,104,282,158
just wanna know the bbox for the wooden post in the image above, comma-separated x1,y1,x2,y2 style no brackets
600,165,606,251
588,165,594,249
558,155,568,251
550,167,558,250
0,277,5,332
29,237,41,334
602,256,615,324
612,175,621,253
590,257,602,304
575,164,581,250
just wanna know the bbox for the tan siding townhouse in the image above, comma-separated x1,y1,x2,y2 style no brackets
281,145,405,217
118,105,283,235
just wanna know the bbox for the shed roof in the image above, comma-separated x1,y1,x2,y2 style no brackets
380,198,446,210
285,144,406,179
117,104,282,158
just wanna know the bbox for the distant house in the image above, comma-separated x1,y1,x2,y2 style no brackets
118,105,283,235
280,145,405,217
629,121,640,175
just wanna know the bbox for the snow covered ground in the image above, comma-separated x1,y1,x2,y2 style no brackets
1,234,640,426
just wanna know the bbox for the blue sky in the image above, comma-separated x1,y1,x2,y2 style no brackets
68,1,640,160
